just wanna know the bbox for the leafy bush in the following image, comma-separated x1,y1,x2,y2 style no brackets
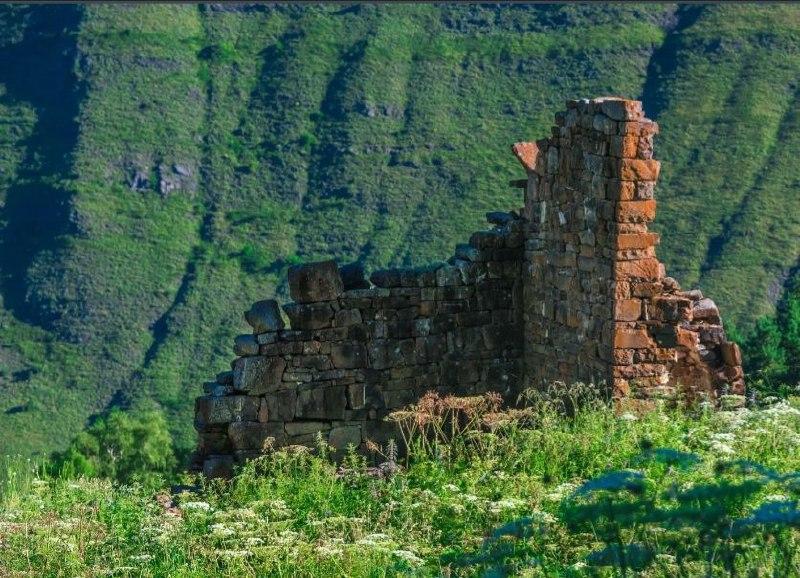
741,279,800,396
51,408,176,486
238,243,273,273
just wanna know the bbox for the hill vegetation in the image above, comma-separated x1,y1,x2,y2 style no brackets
1,4,799,459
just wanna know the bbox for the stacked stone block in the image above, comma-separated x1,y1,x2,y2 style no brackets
195,216,525,477
195,96,745,477
514,96,744,401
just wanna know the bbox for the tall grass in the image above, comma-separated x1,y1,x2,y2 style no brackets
1,388,800,576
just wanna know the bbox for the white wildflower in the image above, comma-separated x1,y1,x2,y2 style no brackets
764,494,789,502
489,498,526,513
443,483,460,492
182,501,213,512
210,523,235,537
217,549,252,558
393,549,424,566
709,441,735,456
463,494,480,503
316,544,343,557
129,554,152,562
244,537,264,546
619,412,638,422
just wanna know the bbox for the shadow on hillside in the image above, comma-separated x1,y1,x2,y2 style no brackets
640,5,704,120
0,5,85,330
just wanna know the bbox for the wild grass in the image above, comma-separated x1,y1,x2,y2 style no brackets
2,385,800,576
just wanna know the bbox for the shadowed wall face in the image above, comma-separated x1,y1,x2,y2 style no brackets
194,98,744,477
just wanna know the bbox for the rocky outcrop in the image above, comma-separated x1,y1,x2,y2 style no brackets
193,97,744,477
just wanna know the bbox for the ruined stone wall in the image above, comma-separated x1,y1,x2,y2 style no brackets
194,216,526,477
194,97,744,477
515,97,744,401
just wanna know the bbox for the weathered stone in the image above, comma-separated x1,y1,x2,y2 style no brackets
720,341,742,366
284,421,331,437
511,141,539,172
228,421,283,451
296,386,347,420
328,425,362,450
288,260,344,303
233,356,286,395
216,371,234,385
263,390,297,422
614,258,663,280
455,243,483,262
654,296,693,322
283,302,334,330
693,298,721,323
616,200,656,223
616,233,659,250
618,159,660,181
334,308,362,327
195,395,259,427
613,328,654,349
598,98,643,121
486,211,515,226
609,135,638,158
614,299,641,321
370,268,401,288
245,299,285,333
339,262,370,290
233,334,259,356
330,342,367,369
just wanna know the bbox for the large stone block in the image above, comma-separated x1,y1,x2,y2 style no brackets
511,141,539,172
328,425,362,450
612,328,654,349
283,302,334,330
618,159,660,181
263,389,297,422
233,334,259,356
330,342,367,369
228,421,285,451
616,233,659,250
245,300,285,333
288,260,344,303
296,386,347,420
195,395,260,427
614,258,663,281
598,97,643,121
616,200,656,223
233,356,286,395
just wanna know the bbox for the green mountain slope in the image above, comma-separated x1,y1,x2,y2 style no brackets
0,4,798,459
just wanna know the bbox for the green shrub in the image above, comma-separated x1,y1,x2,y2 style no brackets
52,408,176,486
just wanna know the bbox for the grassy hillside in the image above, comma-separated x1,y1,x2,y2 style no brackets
0,4,798,459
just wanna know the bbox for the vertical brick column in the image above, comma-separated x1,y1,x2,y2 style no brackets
516,97,744,401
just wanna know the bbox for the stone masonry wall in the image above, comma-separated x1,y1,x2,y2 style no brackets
515,97,745,400
194,97,744,477
194,215,525,477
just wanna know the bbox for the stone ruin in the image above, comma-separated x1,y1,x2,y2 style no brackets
193,97,745,477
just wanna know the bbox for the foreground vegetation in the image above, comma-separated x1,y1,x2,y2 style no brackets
3,3,800,460
3,386,800,576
